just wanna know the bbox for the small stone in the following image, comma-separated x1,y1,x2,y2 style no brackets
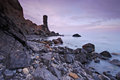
36,56,39,59
69,72,79,79
18,69,22,73
23,68,29,75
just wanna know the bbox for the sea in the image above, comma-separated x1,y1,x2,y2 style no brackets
46,31,120,76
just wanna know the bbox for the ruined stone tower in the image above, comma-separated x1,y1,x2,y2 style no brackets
43,15,50,33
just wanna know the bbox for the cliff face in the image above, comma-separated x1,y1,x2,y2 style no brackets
0,0,32,70
0,0,51,35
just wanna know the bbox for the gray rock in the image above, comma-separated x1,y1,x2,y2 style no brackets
116,72,120,80
48,66,61,79
0,55,5,63
103,71,117,80
100,51,112,58
94,58,100,63
32,67,58,80
65,54,74,63
110,59,120,66
4,69,16,79
98,74,111,80
6,51,31,69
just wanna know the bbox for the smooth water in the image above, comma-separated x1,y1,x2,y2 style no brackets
47,32,120,53
47,32,120,75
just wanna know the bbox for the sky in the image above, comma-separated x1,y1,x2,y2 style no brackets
19,0,120,34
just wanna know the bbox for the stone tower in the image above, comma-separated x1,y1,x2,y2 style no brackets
43,15,50,33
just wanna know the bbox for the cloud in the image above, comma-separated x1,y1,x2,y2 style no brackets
19,0,120,33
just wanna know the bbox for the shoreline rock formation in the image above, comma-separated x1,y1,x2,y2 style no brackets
0,0,120,80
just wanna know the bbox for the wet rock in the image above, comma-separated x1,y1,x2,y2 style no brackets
100,51,112,58
69,72,79,79
57,38,63,44
65,54,74,63
94,58,100,63
23,68,29,75
82,43,95,53
75,52,87,64
6,51,31,69
103,71,117,80
92,73,101,80
112,53,120,55
52,38,63,44
116,72,120,80
110,59,120,66
32,67,58,80
98,74,111,80
72,34,81,37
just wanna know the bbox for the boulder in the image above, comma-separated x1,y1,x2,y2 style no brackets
6,51,31,69
110,59,120,66
32,67,58,80
72,34,81,37
82,43,95,53
100,51,112,58
52,38,63,44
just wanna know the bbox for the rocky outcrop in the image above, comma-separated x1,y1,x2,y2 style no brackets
72,34,81,37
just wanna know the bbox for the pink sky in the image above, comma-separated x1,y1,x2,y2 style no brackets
19,0,120,34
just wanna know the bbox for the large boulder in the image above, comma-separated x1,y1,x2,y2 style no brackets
100,51,112,58
82,43,95,53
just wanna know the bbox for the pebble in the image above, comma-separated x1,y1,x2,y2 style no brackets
69,72,79,79
23,68,29,75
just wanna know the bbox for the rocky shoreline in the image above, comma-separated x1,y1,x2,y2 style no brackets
0,0,120,80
